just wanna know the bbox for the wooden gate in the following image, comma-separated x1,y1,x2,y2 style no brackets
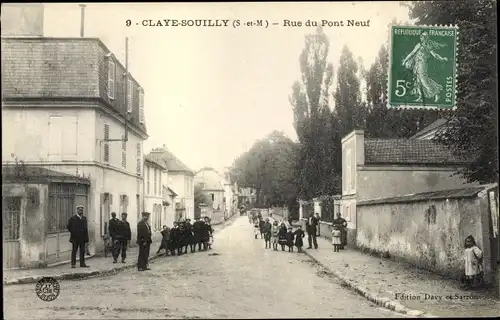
46,183,88,261
3,196,22,268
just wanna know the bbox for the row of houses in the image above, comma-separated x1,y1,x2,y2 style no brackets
1,8,231,269
297,119,499,288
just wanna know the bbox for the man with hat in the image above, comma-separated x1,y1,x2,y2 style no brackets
137,211,152,271
67,205,90,268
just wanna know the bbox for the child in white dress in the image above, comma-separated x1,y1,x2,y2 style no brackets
332,225,341,252
463,235,483,289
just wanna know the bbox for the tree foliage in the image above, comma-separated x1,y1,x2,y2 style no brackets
290,27,338,200
407,0,498,183
229,131,299,208
194,182,212,209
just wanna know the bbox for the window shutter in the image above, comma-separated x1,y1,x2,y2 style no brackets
136,143,142,174
127,79,133,113
104,124,110,162
121,134,127,168
139,89,145,124
108,60,116,99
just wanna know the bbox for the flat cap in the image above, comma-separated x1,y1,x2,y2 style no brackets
76,205,84,209
141,211,150,216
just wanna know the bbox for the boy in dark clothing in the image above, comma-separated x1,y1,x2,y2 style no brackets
157,225,170,255
263,218,272,249
185,219,196,253
169,222,180,256
259,218,265,239
293,225,305,253
178,222,188,255
286,227,295,252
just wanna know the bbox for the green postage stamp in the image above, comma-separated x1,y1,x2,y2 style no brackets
387,25,459,109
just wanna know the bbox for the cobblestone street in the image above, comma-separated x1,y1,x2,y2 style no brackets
4,217,404,319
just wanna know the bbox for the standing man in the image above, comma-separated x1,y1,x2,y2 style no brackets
315,212,322,237
137,212,152,271
333,212,348,249
67,205,90,268
113,213,131,263
306,211,319,249
108,212,120,245
192,218,204,251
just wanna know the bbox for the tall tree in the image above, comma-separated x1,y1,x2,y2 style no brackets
334,45,366,139
408,0,498,183
290,27,337,200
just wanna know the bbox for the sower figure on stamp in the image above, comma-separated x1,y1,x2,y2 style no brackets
113,212,131,263
306,211,319,249
67,205,90,268
137,212,152,271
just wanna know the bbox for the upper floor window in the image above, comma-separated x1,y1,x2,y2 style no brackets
154,168,158,196
139,89,145,124
147,166,150,195
108,60,116,100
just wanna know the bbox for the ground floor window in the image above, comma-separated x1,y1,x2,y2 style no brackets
48,183,89,233
3,196,21,240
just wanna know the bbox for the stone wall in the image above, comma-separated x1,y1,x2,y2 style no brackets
356,196,494,284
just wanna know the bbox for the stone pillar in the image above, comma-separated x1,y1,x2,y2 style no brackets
299,201,303,220
20,184,47,267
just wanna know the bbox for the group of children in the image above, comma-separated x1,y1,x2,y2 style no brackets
156,216,214,256
254,217,306,253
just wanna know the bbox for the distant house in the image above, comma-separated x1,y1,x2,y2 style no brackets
195,167,225,212
340,129,476,244
239,187,257,206
147,146,195,221
143,155,167,235
162,186,178,228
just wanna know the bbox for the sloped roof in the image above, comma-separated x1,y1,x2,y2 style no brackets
167,187,178,197
2,165,91,184
358,184,497,206
144,154,167,170
364,139,466,165
147,146,194,176
411,119,448,139
194,168,225,191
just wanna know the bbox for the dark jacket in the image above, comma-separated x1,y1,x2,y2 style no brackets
263,222,272,234
159,228,170,249
306,216,319,234
108,218,120,239
67,215,89,244
192,220,204,242
116,220,132,241
286,231,295,247
169,227,180,249
136,220,152,245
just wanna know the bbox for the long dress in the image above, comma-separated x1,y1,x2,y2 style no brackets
404,41,444,100
464,246,483,278
286,231,294,247
294,229,305,247
333,218,348,247
278,226,287,245
331,230,341,245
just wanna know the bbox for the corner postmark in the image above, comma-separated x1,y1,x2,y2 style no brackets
387,25,459,109
35,277,60,302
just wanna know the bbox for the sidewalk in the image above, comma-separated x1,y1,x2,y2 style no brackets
303,236,499,317
4,214,239,286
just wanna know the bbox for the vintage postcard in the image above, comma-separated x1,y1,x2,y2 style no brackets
2,2,498,319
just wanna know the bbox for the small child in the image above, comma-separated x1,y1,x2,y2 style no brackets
271,221,280,251
294,225,305,253
254,222,260,239
286,227,295,252
463,235,484,289
332,225,341,252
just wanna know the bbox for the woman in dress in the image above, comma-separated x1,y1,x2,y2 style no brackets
278,222,288,251
401,31,448,103
293,225,305,253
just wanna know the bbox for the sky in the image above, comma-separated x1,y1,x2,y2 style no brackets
41,2,410,172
